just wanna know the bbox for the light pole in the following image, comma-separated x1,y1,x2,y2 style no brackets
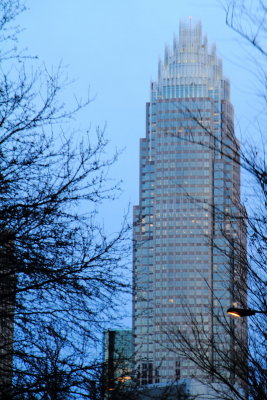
227,307,267,318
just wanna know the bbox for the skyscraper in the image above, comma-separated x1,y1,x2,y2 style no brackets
133,21,246,388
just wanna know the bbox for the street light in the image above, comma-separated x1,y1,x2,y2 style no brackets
227,307,267,318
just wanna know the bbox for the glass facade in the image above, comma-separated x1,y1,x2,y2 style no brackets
133,21,246,385
103,330,133,391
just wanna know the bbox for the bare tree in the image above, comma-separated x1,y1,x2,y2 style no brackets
0,1,130,398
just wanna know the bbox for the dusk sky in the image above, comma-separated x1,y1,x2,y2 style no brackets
18,0,262,327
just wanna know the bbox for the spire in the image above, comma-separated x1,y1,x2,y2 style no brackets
164,45,169,66
158,58,162,79
173,33,177,52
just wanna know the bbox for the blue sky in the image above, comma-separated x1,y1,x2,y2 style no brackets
18,0,261,327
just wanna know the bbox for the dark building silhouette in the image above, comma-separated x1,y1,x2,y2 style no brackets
0,230,16,396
